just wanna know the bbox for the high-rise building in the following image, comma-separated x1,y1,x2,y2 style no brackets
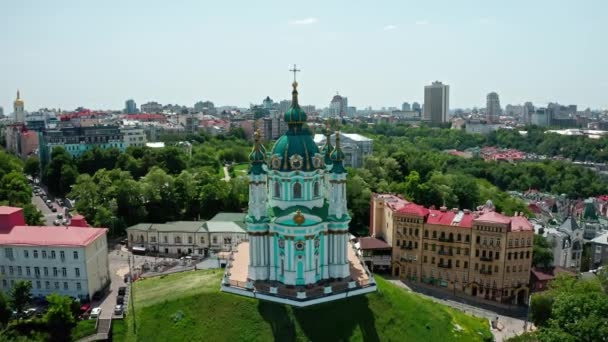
486,92,501,124
423,81,449,124
141,101,163,113
13,90,25,123
402,102,411,111
124,99,138,114
330,93,348,118
412,102,421,114
523,102,534,124
0,106,4,117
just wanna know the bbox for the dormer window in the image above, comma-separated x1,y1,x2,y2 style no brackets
293,182,302,199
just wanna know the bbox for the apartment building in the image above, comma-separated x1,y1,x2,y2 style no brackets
371,194,533,305
0,206,110,301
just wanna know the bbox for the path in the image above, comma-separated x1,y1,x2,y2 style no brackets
387,279,528,341
222,166,231,181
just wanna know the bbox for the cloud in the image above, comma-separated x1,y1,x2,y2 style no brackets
415,20,429,25
290,18,318,25
383,25,397,31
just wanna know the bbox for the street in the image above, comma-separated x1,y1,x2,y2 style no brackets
31,190,62,226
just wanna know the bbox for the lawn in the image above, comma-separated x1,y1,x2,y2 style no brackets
72,319,97,340
117,269,492,341
233,163,248,174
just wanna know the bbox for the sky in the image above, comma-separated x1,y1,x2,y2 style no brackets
1,0,607,112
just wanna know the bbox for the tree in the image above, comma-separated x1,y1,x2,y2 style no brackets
22,204,44,225
0,292,10,327
23,156,40,180
10,280,32,316
530,293,553,327
43,147,76,196
44,294,76,342
532,235,553,268
0,171,31,206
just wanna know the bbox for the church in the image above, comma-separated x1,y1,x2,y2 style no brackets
221,71,376,306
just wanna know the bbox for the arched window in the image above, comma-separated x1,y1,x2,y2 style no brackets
274,181,281,198
175,236,181,244
313,181,320,197
293,182,302,199
139,235,144,242
164,236,168,243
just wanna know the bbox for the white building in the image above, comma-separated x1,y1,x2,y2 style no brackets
313,133,373,168
424,81,449,124
0,206,110,301
121,125,147,148
126,213,247,256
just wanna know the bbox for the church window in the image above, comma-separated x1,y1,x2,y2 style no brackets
293,182,302,199
280,257,285,276
278,238,285,248
274,181,281,198
314,237,320,248
314,181,320,197
295,241,305,251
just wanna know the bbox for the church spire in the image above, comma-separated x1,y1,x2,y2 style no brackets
321,120,333,165
330,131,346,173
248,130,267,174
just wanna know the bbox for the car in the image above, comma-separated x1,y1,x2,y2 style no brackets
62,219,69,225
80,304,92,313
116,295,124,305
90,307,101,319
45,199,51,205
57,213,63,219
53,219,60,226
24,308,37,317
114,305,124,315
51,206,57,213
118,286,127,296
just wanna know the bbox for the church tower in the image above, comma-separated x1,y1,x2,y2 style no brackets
245,68,350,286
13,90,25,123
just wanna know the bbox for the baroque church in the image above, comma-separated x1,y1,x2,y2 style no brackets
222,72,376,306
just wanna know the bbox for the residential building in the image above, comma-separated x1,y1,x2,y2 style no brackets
486,92,501,124
356,237,392,272
193,101,215,115
402,102,411,111
39,125,125,164
126,213,247,257
124,99,138,114
530,267,575,292
0,206,109,301
221,79,376,306
13,90,25,124
329,93,348,118
541,217,583,271
424,81,449,124
121,125,147,148
523,102,534,124
313,133,373,168
140,101,163,113
263,96,274,110
371,194,534,305
591,231,608,269
412,102,422,114
4,123,39,158
531,108,549,127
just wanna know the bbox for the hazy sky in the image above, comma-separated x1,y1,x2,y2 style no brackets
1,0,607,112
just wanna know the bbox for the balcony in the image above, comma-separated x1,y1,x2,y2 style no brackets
437,262,452,269
438,250,453,256
480,256,494,262
438,237,454,243
480,269,492,275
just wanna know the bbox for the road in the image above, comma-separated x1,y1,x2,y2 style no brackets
388,279,528,341
31,191,63,226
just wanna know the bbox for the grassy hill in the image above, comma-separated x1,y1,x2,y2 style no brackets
116,269,492,342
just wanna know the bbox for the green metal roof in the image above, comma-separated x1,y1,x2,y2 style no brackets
204,221,246,233
210,212,247,228
270,128,319,172
126,223,152,232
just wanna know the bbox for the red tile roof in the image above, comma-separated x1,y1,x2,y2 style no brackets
474,211,512,225
531,267,575,281
358,237,391,250
397,203,429,217
0,226,107,247
510,216,534,232
426,209,473,228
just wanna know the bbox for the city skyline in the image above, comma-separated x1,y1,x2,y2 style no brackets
1,0,607,111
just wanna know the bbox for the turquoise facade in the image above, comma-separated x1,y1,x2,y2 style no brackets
247,81,351,286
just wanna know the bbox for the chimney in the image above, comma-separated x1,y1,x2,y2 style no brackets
440,206,447,212
463,209,470,215
452,208,459,213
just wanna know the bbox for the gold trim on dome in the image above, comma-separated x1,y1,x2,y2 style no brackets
293,210,305,226
271,156,281,170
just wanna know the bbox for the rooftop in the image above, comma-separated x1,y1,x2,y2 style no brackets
358,237,391,250
0,225,107,247
0,206,23,215
591,231,608,246
204,221,245,234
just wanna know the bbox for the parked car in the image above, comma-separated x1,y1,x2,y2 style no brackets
114,305,124,315
90,307,101,319
51,206,57,213
118,286,127,296
116,295,124,305
45,199,52,205
56,213,63,219
80,304,91,313
53,220,60,226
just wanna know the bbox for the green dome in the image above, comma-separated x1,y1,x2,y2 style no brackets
271,128,319,172
284,106,307,124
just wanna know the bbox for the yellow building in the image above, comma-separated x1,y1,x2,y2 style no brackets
370,194,533,305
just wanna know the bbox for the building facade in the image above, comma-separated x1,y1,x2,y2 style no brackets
125,99,138,114
140,101,163,114
313,133,373,168
0,206,109,301
486,92,501,124
126,214,247,256
371,194,533,305
39,125,125,164
424,81,449,124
